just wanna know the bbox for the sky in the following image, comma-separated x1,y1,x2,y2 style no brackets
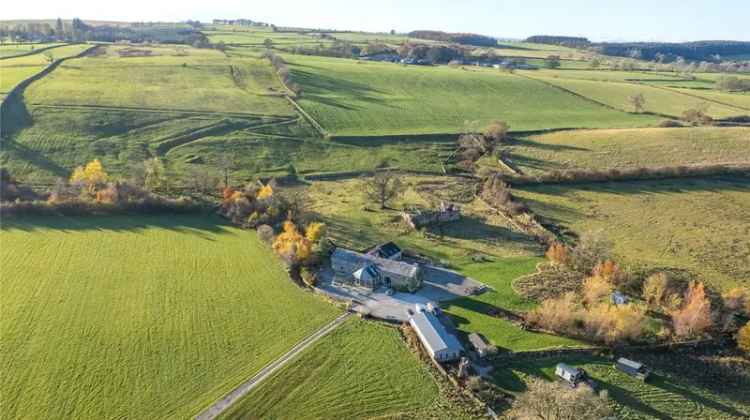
3,0,749,42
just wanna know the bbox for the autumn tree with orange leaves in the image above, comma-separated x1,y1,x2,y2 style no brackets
545,242,569,266
671,281,713,338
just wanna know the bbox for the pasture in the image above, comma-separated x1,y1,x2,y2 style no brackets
0,44,91,97
441,257,588,352
491,352,750,419
526,72,747,119
220,318,476,419
0,42,64,58
514,177,750,290
287,55,659,136
23,44,294,116
508,127,750,175
0,215,339,419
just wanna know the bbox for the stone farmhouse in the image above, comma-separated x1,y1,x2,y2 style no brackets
331,247,422,292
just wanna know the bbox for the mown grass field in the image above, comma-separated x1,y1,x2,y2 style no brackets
508,127,750,175
514,177,750,290
220,318,476,419
287,55,659,136
525,72,747,119
0,215,339,419
491,353,749,419
23,44,294,116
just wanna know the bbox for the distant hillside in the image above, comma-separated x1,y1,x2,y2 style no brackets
407,30,497,47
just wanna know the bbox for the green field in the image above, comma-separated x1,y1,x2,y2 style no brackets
23,45,293,116
0,216,339,419
508,127,750,175
287,55,659,136
514,177,750,290
220,318,475,419
0,42,65,58
526,73,747,119
1,44,91,96
491,353,749,419
442,257,587,352
670,88,750,111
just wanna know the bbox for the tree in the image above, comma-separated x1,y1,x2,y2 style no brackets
218,152,237,188
543,55,561,69
583,275,613,306
723,288,748,315
70,159,108,193
263,38,273,49
627,93,646,113
643,272,671,309
589,57,601,68
671,281,713,338
483,120,509,144
682,107,713,126
568,230,613,274
273,221,312,265
305,222,326,243
738,322,750,355
257,183,273,199
363,170,403,209
592,260,624,286
143,157,166,191
55,18,64,41
545,242,569,266
508,377,611,420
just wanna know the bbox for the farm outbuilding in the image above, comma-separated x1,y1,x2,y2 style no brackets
331,247,422,292
409,310,463,362
367,242,402,260
468,333,491,358
611,291,630,305
615,358,651,380
555,363,585,385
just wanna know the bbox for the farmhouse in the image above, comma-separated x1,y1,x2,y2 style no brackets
409,308,463,362
402,202,461,230
331,247,422,292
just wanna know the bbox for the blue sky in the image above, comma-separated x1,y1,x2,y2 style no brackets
4,0,749,42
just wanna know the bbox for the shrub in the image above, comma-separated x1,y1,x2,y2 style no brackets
723,288,748,316
671,281,713,338
508,377,611,420
658,119,684,127
583,275,613,306
300,267,317,287
592,260,625,286
738,322,750,355
526,292,580,332
256,224,274,245
583,303,646,344
545,242,569,266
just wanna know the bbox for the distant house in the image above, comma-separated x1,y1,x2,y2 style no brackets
615,358,651,380
367,241,402,260
611,291,629,305
409,309,463,362
331,247,422,292
402,202,461,230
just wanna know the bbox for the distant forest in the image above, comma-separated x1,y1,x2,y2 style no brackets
408,30,498,47
526,35,750,63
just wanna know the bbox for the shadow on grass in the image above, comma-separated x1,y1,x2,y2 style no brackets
0,214,235,240
290,68,393,111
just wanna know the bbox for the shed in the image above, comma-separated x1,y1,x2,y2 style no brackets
615,358,651,380
409,311,463,362
611,291,630,305
468,333,491,358
555,363,584,384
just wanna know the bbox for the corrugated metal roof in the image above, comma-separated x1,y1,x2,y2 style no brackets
367,242,402,259
617,358,643,370
410,311,462,355
332,248,418,278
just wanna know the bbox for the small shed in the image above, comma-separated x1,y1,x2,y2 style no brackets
468,333,491,358
367,242,402,260
555,363,584,385
615,358,651,380
611,291,630,305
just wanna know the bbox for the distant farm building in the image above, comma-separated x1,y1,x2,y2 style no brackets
366,241,402,260
402,202,461,230
611,291,630,305
409,307,463,362
615,358,651,380
468,333,493,358
331,247,422,292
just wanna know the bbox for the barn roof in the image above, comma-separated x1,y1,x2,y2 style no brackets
367,242,402,259
410,311,462,355
616,358,644,370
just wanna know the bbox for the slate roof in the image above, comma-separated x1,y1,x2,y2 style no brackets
332,248,418,278
367,242,402,259
410,311,463,355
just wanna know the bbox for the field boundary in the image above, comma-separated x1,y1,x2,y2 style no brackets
285,96,327,137
653,84,750,112
26,103,293,119
195,312,352,420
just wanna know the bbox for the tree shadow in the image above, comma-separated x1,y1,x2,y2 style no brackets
290,68,393,110
510,137,591,152
0,214,235,241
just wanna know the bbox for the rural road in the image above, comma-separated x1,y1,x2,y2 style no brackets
195,311,353,420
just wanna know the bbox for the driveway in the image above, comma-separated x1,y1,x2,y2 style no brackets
316,265,486,322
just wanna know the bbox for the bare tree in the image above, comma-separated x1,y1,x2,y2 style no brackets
218,152,238,188
363,170,403,209
508,378,611,420
627,93,646,113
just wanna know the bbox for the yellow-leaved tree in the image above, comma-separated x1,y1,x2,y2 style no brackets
70,159,108,192
671,281,713,338
272,221,311,265
305,222,326,243
738,322,750,355
257,183,274,199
